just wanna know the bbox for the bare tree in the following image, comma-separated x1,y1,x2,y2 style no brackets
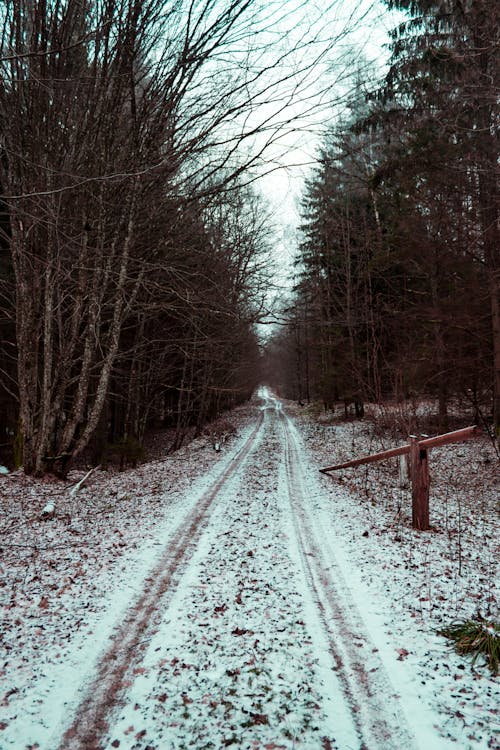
0,0,364,474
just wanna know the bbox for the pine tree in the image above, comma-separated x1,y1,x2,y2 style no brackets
356,0,497,429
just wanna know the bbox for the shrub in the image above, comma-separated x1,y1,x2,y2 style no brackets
437,618,500,674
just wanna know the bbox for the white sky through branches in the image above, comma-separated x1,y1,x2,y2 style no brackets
251,0,402,287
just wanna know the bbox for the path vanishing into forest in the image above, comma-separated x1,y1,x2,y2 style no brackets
43,387,434,750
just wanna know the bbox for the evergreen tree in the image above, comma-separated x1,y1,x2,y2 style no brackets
357,0,496,427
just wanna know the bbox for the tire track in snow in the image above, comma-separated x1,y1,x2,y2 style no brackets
92,396,362,749
277,399,417,750
57,411,265,750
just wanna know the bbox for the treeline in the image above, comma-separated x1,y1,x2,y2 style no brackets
0,0,300,475
266,0,499,436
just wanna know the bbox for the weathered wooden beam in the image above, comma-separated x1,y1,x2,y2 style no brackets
319,443,411,474
418,425,480,450
319,425,480,475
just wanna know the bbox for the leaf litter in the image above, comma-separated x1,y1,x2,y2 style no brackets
0,393,498,750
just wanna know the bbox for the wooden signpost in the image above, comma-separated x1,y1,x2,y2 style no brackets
319,425,481,530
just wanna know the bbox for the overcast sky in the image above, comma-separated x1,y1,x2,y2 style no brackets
252,0,402,286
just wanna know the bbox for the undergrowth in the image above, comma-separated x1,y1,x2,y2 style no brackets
437,619,500,674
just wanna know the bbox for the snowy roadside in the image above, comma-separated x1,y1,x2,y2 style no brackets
90,405,360,750
288,400,499,749
0,394,498,750
0,404,257,749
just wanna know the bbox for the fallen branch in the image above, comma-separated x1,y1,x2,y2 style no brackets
69,466,100,497
38,466,100,519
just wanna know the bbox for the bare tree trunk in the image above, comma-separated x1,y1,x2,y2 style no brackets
10,221,40,473
430,247,449,432
71,188,139,462
489,272,500,441
477,150,500,443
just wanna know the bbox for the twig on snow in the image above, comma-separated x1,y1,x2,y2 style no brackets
69,466,100,497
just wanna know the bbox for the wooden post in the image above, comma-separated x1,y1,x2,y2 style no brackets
319,425,480,531
398,454,409,488
409,436,430,530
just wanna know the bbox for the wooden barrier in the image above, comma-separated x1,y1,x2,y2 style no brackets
320,425,481,530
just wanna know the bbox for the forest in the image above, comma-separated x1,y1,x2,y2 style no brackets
267,0,499,442
0,0,499,476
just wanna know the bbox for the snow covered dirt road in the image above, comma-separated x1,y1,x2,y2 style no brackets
56,390,421,750
2,389,493,749
278,404,416,749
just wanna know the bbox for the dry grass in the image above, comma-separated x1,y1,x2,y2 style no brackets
437,619,500,674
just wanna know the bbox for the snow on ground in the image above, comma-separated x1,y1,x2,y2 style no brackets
290,400,498,748
95,406,358,750
0,393,498,749
0,407,256,749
